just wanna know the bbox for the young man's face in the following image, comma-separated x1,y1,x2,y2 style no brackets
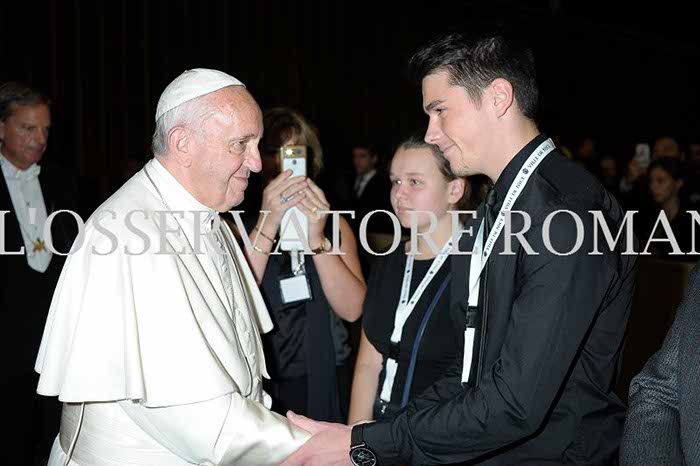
422,71,491,178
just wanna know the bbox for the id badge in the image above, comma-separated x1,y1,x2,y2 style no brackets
279,272,313,304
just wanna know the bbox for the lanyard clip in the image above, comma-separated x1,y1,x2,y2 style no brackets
466,306,479,328
387,342,400,360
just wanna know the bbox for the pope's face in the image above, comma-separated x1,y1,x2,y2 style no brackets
189,87,263,211
0,103,51,170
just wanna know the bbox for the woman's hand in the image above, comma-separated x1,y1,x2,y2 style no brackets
297,179,331,248
625,159,644,184
258,169,308,232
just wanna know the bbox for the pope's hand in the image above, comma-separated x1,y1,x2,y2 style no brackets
281,411,353,466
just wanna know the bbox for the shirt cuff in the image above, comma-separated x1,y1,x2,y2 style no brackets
362,420,404,465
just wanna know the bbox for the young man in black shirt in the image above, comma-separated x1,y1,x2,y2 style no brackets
282,33,636,466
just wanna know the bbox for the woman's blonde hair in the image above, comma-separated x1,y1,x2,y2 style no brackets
260,107,323,178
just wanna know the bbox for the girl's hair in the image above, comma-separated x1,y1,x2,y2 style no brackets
393,130,472,211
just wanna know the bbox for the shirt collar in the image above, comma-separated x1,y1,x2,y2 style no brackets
147,157,218,232
0,150,41,182
491,133,549,209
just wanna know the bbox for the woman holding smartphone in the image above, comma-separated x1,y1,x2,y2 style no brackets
236,107,365,422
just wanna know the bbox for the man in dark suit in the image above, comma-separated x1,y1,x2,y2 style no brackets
0,81,77,465
350,144,392,234
282,33,636,466
620,263,700,465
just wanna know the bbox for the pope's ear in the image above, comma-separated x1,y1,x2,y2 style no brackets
168,126,193,167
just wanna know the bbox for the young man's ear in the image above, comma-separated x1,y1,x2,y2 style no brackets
489,78,515,118
168,127,193,167
448,178,466,205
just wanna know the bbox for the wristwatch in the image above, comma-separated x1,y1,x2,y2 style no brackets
311,237,332,254
349,423,377,466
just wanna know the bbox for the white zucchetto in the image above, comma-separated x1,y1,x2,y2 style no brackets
155,68,244,121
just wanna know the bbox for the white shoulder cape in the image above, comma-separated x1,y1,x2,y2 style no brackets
35,169,273,407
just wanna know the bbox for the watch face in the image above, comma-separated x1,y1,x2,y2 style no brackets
350,447,377,466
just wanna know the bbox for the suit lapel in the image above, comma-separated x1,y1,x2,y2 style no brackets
0,174,24,251
38,166,54,214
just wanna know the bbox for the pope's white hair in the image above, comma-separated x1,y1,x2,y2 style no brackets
151,97,209,157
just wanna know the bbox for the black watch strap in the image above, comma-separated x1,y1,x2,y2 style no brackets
349,423,377,466
351,423,365,448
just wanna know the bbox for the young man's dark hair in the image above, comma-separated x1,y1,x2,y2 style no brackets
409,33,539,119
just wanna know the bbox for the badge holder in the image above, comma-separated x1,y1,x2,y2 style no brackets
279,249,313,305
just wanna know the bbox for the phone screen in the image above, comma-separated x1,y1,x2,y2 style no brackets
634,143,651,169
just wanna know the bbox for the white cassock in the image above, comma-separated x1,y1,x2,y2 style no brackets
35,158,309,466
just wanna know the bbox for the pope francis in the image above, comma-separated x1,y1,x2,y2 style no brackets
34,69,310,465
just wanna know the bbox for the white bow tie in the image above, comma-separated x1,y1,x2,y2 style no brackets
4,163,41,182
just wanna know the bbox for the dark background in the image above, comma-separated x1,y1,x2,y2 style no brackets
1,0,698,208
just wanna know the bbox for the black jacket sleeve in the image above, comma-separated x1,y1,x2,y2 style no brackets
363,206,623,465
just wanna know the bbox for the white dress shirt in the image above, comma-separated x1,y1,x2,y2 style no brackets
354,168,377,199
0,151,52,272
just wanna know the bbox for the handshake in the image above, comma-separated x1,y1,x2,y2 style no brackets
281,412,376,466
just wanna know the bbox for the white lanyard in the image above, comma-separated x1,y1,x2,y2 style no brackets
461,138,555,383
290,249,305,276
379,239,452,403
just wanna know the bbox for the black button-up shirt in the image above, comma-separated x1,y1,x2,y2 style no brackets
363,134,638,465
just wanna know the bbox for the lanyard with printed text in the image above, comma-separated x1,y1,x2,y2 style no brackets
461,138,556,383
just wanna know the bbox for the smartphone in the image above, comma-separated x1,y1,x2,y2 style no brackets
279,145,307,177
279,145,308,251
634,143,651,170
